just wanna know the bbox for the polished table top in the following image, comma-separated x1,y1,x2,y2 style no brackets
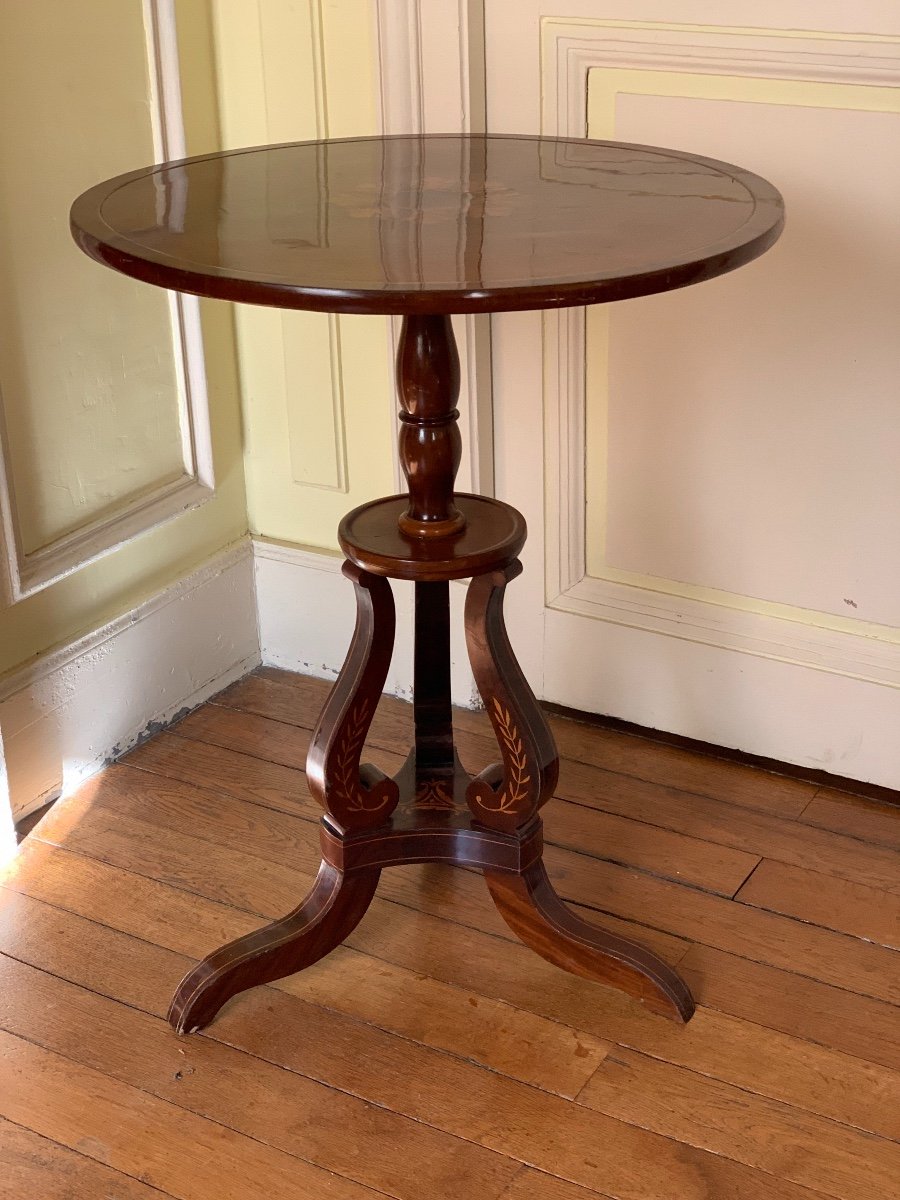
70,134,784,315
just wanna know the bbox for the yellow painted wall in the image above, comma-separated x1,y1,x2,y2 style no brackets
0,1,248,677
0,3,183,553
211,0,396,551
0,0,395,680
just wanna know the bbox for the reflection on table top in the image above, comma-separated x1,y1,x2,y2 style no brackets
71,134,784,314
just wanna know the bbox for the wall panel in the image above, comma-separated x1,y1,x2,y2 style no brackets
0,0,247,676
212,0,395,551
0,0,218,601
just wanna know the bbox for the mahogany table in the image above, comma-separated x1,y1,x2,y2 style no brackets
71,134,783,1031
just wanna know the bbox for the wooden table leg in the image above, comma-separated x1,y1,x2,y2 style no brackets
167,564,398,1034
466,563,695,1023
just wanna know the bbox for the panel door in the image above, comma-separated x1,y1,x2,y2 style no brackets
481,1,900,786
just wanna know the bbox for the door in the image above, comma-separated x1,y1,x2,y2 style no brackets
461,0,900,788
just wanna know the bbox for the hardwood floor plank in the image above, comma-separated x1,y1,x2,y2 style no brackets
578,1047,900,1200
736,859,900,949
5,839,898,1143
277,938,612,1101
124,737,324,823
8,674,896,1200
497,1170,615,1200
0,842,609,1100
0,1118,176,1200
202,967,839,1200
0,1030,385,1200
544,713,815,818
0,949,519,1200
33,766,683,962
347,874,900,1143
0,895,818,1200
216,672,900,893
127,727,759,898
241,667,817,820
676,943,900,1074
215,670,406,742
542,796,759,897
176,702,310,771
539,843,900,1005
550,759,900,895
801,789,900,852
33,761,900,1005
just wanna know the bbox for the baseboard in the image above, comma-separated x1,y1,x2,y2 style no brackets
0,538,260,821
253,538,480,708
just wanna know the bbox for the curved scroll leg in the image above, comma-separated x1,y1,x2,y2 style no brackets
465,561,559,832
168,863,379,1034
485,860,695,1023
169,562,398,1034
468,561,694,1023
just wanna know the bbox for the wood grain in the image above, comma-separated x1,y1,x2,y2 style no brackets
0,1029,384,1200
800,788,900,851
545,712,816,817
7,671,899,1200
0,896,813,1200
216,671,900,891
540,842,900,1004
677,942,900,1073
497,1171,616,1200
235,667,819,818
736,859,900,949
128,725,760,898
550,758,900,895
0,951,518,1200
6,838,898,1142
0,1118,176,1200
36,762,900,1005
578,1047,900,1199
240,668,816,819
1,842,608,1101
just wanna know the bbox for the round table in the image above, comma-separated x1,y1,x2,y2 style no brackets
71,134,784,1031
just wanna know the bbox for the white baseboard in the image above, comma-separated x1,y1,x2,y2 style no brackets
0,538,260,822
253,538,480,709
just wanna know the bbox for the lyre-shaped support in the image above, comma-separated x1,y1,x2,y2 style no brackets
465,560,559,832
306,562,400,834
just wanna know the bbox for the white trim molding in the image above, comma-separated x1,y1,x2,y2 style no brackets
0,0,214,604
542,18,900,121
0,539,259,823
540,18,900,692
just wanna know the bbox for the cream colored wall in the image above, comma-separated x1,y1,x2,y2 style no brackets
482,1,900,785
211,0,396,552
584,65,900,642
0,1,247,677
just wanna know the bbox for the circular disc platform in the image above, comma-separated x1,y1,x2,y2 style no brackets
338,494,526,580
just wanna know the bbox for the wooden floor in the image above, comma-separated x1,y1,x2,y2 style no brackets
2,666,899,1200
